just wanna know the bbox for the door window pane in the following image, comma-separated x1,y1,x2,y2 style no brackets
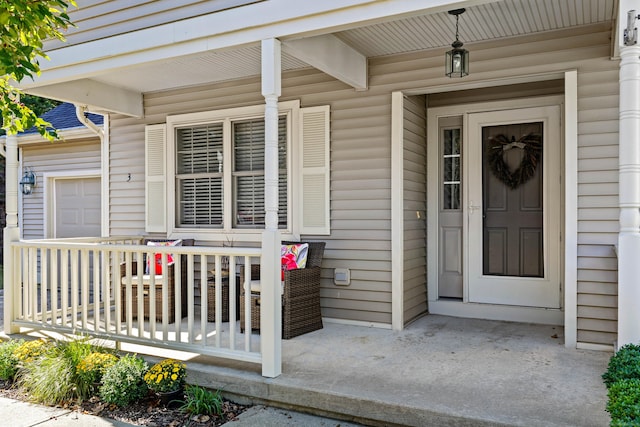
442,128,461,210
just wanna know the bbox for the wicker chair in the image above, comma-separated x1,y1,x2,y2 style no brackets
120,238,194,323
240,241,325,339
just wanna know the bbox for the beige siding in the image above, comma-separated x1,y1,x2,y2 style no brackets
21,138,102,240
109,22,619,339
403,95,427,325
45,0,261,51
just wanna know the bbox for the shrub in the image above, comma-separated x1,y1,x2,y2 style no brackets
603,344,640,388
77,352,118,384
0,339,24,381
143,358,186,393
607,378,640,425
178,385,223,416
99,354,148,406
13,339,50,364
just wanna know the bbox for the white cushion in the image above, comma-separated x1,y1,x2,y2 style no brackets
248,280,284,295
121,275,166,286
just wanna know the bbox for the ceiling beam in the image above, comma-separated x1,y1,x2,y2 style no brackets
25,79,143,118
283,34,367,90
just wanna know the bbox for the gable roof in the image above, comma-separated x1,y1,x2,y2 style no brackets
22,102,104,135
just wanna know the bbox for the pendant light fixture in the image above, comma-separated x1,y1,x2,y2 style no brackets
445,8,469,78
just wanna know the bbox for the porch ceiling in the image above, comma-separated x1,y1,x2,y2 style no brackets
24,0,615,115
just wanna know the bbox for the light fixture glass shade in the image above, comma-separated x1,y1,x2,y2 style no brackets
445,43,469,78
20,170,36,195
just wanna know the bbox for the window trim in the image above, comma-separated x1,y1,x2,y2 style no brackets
166,100,300,242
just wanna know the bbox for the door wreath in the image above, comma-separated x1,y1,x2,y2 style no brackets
486,133,542,189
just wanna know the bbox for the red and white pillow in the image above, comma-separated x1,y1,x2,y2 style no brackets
280,243,309,279
146,239,182,275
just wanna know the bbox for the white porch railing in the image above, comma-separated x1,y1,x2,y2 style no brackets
6,237,273,370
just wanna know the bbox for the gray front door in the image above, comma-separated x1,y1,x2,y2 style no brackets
481,121,544,277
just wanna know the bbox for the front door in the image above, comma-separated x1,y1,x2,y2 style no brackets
466,106,561,308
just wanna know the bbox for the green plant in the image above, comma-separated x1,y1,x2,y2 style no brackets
17,343,75,405
0,339,24,380
76,352,118,391
99,354,148,406
143,358,186,393
178,385,223,416
603,344,640,387
607,378,640,425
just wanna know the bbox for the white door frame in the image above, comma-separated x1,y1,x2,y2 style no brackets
427,96,565,325
44,169,102,239
390,70,578,348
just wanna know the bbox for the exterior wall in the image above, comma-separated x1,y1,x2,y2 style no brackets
21,137,102,239
45,0,262,51
109,22,618,342
403,95,427,324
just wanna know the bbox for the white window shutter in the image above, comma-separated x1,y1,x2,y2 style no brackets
145,124,167,232
300,106,330,235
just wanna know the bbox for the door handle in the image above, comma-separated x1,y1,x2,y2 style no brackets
469,203,482,214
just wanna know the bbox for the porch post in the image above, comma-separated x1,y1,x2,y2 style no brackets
618,3,640,347
3,133,20,333
260,37,282,377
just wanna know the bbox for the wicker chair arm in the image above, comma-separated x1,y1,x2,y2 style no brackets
283,266,321,300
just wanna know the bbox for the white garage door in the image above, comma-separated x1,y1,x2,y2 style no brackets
55,177,101,238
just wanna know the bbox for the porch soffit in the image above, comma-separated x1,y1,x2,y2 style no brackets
23,0,615,115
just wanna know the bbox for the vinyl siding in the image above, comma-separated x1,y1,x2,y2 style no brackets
21,138,102,240
109,22,619,340
45,0,262,51
403,95,427,325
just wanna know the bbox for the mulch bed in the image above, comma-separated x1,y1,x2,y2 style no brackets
0,380,250,426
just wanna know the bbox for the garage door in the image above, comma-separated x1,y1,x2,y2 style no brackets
55,177,101,238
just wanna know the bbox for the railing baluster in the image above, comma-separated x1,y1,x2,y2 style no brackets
103,249,111,333
81,249,89,329
229,255,236,351
61,249,69,327
93,248,100,332
200,254,208,348
113,249,122,334
187,254,195,344
136,251,145,338
244,255,252,352
51,249,58,326
214,254,221,348
161,254,169,341
28,247,37,322
40,248,48,325
70,249,79,327
174,252,182,340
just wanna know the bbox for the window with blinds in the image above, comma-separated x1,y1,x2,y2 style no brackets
175,116,287,229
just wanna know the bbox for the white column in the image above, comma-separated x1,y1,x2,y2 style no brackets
260,38,282,378
3,134,20,333
618,5,640,347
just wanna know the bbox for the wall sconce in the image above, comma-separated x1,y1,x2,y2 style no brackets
20,170,36,195
445,8,469,78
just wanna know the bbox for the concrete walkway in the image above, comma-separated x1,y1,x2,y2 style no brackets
0,396,357,427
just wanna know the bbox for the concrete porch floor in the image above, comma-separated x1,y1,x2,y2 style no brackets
175,314,611,427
